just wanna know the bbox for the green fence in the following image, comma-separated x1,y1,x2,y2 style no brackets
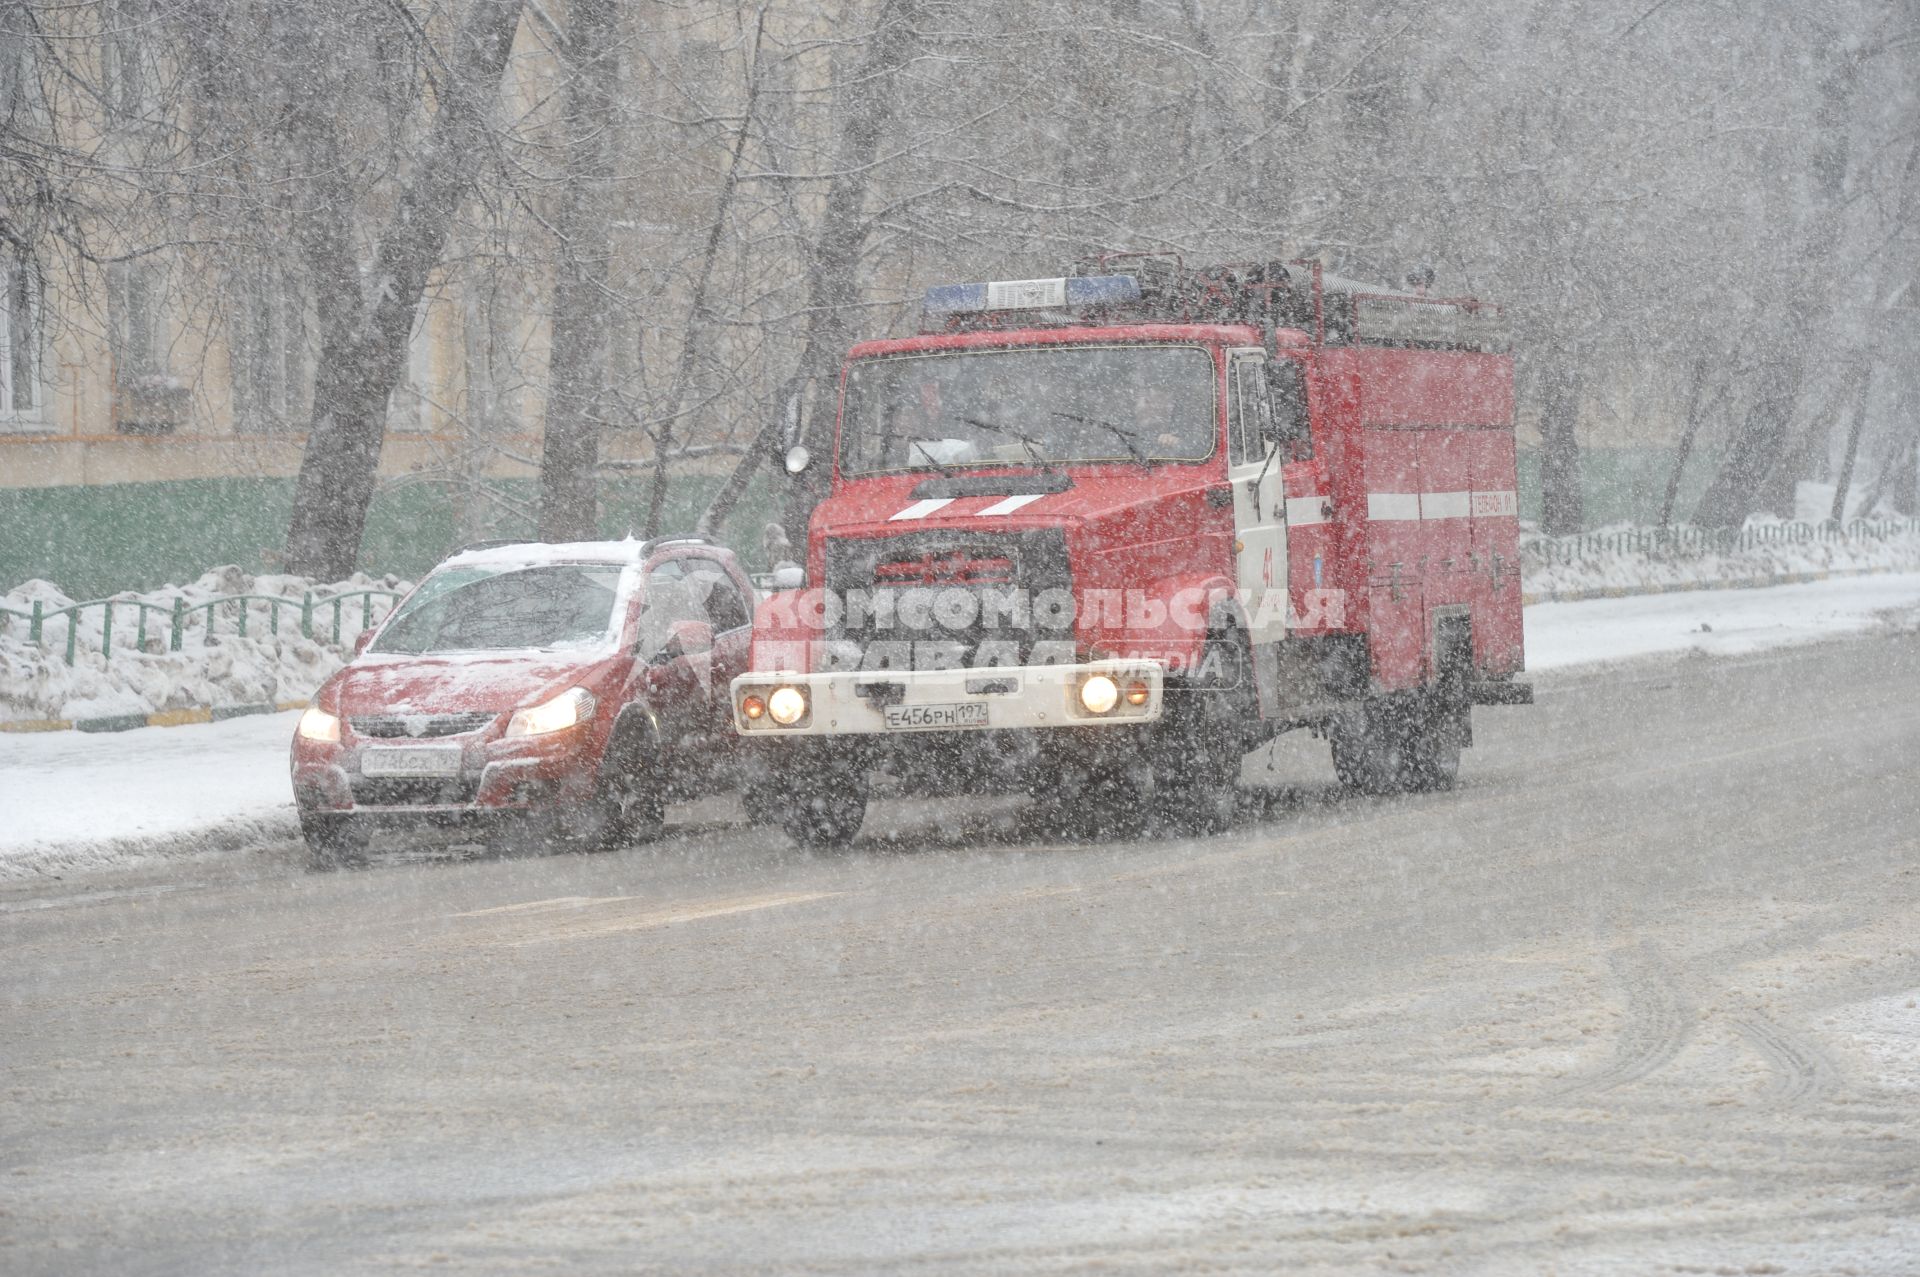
0,471,780,600
1525,518,1920,565
0,588,405,667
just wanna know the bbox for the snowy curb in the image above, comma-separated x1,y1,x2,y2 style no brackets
0,699,308,735
1519,563,1914,606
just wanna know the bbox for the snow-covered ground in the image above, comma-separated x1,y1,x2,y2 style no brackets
0,710,301,880
1525,569,1920,669
5,570,1919,882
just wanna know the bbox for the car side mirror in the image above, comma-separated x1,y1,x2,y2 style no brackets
353,630,375,656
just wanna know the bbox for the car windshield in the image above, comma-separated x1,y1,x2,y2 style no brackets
371,563,627,655
838,344,1216,475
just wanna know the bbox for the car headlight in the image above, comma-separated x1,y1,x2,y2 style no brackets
297,706,341,742
1078,674,1120,715
506,687,597,737
767,686,808,726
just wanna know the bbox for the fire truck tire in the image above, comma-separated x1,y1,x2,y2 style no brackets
776,765,869,849
1331,697,1463,795
300,810,371,872
1150,695,1240,835
1329,700,1421,796
1406,703,1465,792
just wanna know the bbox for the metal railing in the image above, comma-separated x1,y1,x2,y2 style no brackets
0,589,405,667
1526,518,1920,566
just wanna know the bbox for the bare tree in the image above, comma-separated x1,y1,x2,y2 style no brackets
537,0,620,542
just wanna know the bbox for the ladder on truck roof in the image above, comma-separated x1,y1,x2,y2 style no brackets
918,251,1509,354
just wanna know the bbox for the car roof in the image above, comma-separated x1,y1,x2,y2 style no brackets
436,537,738,573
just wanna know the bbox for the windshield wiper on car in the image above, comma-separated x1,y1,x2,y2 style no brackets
1050,411,1152,467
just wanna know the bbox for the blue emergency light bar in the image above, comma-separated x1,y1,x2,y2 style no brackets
921,274,1142,319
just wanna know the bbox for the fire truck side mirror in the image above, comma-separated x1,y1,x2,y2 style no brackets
784,444,812,475
1265,362,1311,450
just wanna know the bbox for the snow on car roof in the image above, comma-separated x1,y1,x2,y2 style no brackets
439,538,653,571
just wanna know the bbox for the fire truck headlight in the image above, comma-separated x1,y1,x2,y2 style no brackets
767,686,809,726
1078,674,1120,715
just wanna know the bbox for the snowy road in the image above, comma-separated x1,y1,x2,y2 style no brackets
3,628,1918,1273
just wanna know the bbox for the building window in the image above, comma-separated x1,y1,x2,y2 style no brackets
0,254,46,428
231,264,311,433
109,259,188,435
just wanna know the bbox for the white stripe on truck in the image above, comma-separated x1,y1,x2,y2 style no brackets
1366,492,1422,521
888,497,956,521
1363,490,1516,522
974,493,1046,517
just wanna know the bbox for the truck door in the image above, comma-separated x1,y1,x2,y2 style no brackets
1228,350,1287,645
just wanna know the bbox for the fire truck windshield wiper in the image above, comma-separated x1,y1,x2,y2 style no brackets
956,415,1060,473
1050,412,1150,467
904,437,962,472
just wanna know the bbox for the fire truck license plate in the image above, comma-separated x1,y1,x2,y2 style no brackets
361,746,462,777
883,702,990,731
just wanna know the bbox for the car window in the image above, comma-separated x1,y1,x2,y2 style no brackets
372,563,625,654
683,559,751,633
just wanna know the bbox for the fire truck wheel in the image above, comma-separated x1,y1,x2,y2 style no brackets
1329,700,1421,796
1332,697,1463,795
300,810,371,872
1405,701,1466,792
776,764,869,849
1150,695,1240,834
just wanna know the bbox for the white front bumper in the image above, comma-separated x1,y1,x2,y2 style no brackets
731,660,1164,737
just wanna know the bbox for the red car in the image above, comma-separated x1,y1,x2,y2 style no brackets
290,537,756,870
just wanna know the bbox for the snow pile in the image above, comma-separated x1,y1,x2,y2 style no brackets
0,566,412,724
0,710,301,880
1521,519,1920,599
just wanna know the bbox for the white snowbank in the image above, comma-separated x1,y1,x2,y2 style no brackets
1524,570,1920,670
0,710,300,880
0,566,411,723
1521,520,1920,599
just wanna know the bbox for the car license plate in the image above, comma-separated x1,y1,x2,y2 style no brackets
883,701,990,731
361,746,462,778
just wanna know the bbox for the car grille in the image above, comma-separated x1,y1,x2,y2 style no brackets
350,711,498,739
823,528,1074,669
350,776,482,808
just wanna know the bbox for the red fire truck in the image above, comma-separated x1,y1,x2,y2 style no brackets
733,253,1531,846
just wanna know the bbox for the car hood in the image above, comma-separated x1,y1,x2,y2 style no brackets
323,651,611,719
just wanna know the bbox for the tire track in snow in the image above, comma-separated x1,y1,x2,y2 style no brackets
1559,942,1694,1095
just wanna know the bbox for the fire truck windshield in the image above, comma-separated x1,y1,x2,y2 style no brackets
838,344,1216,475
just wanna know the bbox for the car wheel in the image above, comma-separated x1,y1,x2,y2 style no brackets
597,742,667,849
300,809,370,872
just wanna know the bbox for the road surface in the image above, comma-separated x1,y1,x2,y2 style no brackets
3,630,1918,1273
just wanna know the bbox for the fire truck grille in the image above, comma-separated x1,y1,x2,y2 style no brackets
351,712,498,739
823,528,1074,668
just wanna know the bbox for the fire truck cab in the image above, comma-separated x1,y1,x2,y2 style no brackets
735,253,1530,846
